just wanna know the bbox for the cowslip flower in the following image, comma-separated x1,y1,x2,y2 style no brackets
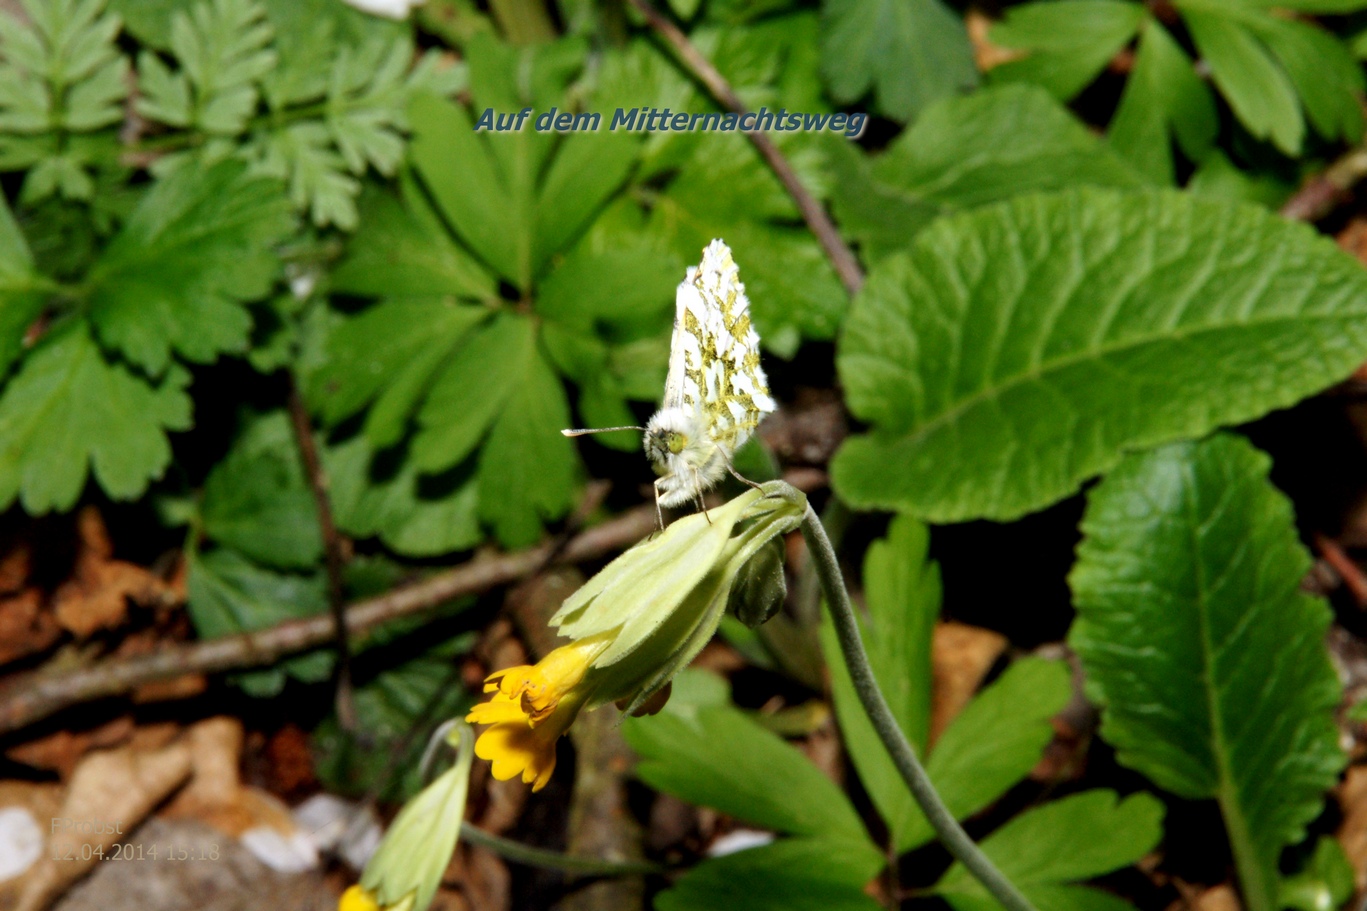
467,482,806,791
339,723,473,911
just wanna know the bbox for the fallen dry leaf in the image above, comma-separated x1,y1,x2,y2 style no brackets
17,738,193,911
6,717,136,780
966,9,1027,72
930,620,1008,743
0,542,32,593
1338,764,1367,899
52,507,174,639
0,588,61,665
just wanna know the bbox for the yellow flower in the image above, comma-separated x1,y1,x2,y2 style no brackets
467,632,613,791
339,885,412,911
465,483,808,794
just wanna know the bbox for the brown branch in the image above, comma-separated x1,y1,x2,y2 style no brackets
0,504,659,737
286,383,356,730
627,0,865,298
0,468,827,737
1280,148,1367,223
1315,533,1367,608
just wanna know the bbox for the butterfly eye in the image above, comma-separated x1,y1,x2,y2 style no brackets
666,431,687,455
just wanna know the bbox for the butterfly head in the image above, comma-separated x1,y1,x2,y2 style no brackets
644,407,696,472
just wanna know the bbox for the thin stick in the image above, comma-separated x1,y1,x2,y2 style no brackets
0,504,658,736
800,501,1039,911
287,383,356,730
1280,147,1367,223
0,471,827,736
627,0,865,297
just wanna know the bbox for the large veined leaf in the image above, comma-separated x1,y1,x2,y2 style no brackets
1069,434,1344,911
831,187,1367,523
830,84,1147,265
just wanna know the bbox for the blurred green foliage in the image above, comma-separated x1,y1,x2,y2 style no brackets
3,0,1367,907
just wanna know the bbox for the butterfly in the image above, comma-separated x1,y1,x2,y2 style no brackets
563,239,777,526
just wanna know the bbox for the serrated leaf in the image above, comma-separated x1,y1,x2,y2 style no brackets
933,790,1164,911
1108,20,1217,184
325,433,483,558
831,187,1367,523
0,321,191,513
0,192,45,378
150,0,276,135
625,703,873,844
87,159,294,375
186,547,330,697
655,838,884,911
254,121,360,229
820,0,978,122
1068,435,1345,911
200,411,322,571
819,519,1070,852
831,85,1147,265
988,1,1145,101
331,188,493,301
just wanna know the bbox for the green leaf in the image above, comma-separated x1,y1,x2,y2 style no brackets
331,187,493,301
0,321,191,513
989,1,1145,101
474,336,577,547
1068,435,1345,911
135,0,276,135
1280,838,1355,911
0,192,45,378
253,121,361,229
87,159,294,375
820,520,1071,853
656,838,884,911
831,187,1367,523
200,411,322,571
820,0,978,122
306,297,488,441
624,702,872,844
1245,15,1364,145
313,624,476,800
831,85,1147,265
1181,9,1302,154
933,790,1164,911
0,0,128,135
186,547,330,697
1107,19,1217,183
325,433,483,558
409,57,637,290
411,312,530,473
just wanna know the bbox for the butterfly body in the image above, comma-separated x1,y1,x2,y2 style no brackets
563,239,775,522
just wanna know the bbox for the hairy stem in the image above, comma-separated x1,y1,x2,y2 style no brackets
799,503,1039,911
458,823,664,877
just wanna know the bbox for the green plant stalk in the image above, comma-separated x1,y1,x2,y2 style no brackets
457,822,664,877
799,500,1039,911
1220,783,1274,911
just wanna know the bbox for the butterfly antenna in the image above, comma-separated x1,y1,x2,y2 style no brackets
561,426,645,437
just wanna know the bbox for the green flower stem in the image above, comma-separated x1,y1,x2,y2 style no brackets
799,501,1039,911
457,823,665,877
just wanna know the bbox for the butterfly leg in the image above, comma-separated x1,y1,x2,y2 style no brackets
724,457,765,492
652,478,666,532
693,468,712,524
